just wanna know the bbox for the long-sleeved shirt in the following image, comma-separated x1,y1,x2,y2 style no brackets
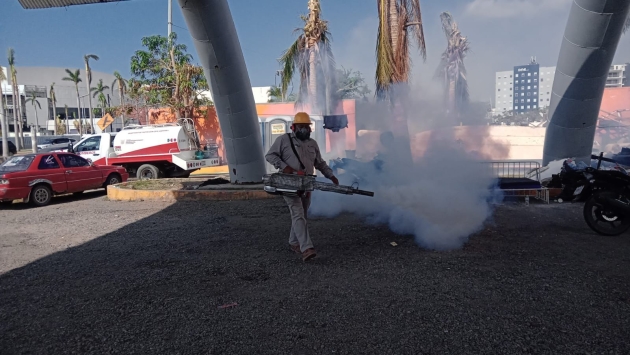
265,133,334,178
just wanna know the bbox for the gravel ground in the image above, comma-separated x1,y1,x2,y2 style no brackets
1,194,629,354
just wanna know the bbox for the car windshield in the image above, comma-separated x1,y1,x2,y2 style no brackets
42,139,53,144
0,155,35,172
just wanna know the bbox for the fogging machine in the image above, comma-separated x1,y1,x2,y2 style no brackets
263,173,374,197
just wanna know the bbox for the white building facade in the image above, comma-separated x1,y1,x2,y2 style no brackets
494,63,626,116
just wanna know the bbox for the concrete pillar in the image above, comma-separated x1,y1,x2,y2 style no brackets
543,0,630,165
177,0,267,184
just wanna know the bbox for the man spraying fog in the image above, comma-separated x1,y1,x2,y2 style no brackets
265,112,339,262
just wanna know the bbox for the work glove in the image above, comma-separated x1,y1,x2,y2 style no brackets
330,176,339,185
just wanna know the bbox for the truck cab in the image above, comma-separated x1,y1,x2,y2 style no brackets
74,134,115,164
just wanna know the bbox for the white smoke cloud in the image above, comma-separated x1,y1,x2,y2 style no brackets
464,0,572,19
309,88,506,251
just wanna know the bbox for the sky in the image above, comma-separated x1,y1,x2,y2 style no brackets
1,0,629,102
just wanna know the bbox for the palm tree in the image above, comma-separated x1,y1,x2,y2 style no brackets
0,67,8,158
91,79,110,117
435,12,470,117
7,48,22,150
84,54,99,133
267,85,283,102
26,93,41,133
375,0,426,101
49,83,59,133
279,0,337,114
63,69,83,135
112,71,127,126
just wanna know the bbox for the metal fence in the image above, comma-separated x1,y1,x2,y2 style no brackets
480,160,548,204
481,161,542,181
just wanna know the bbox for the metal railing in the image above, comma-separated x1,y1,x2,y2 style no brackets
481,161,542,181
480,160,549,204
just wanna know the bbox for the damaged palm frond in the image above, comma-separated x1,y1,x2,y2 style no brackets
436,11,470,116
277,0,338,114
375,0,427,102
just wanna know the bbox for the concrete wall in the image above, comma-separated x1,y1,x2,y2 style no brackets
357,126,546,162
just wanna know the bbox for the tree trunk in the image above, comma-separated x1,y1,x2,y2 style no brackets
52,104,57,135
448,79,456,115
11,83,21,151
0,85,8,159
65,107,70,136
34,109,39,134
76,87,83,135
308,47,318,113
389,0,399,59
119,90,124,130
85,68,95,134
16,89,24,147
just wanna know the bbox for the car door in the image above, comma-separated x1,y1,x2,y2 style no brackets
36,154,68,193
57,154,103,192
74,136,102,163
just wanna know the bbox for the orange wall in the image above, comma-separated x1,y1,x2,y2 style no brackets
148,100,357,162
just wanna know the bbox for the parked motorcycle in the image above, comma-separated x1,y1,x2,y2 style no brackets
574,154,630,236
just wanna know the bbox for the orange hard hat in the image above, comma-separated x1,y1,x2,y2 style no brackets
293,112,312,124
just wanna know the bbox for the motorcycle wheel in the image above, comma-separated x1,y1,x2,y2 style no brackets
583,194,630,236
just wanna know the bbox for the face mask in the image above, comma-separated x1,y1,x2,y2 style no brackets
295,127,310,141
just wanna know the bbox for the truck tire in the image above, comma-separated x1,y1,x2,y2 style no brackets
137,164,160,180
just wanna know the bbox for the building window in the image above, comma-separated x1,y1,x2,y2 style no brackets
510,75,512,78
527,92,531,96
547,92,550,94
541,78,544,82
534,99,537,102
534,85,538,89
527,99,531,102
498,89,501,91
521,106,524,109
510,88,512,91
534,105,537,108
510,94,512,97
521,86,525,90
528,79,531,83
528,73,531,77
515,74,519,77
521,99,525,103
534,79,538,83
534,72,538,76
528,86,531,89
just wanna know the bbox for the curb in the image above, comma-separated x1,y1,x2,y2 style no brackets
106,184,278,202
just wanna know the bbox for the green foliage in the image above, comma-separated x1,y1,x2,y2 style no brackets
91,79,110,112
336,67,371,100
267,85,296,102
130,33,210,118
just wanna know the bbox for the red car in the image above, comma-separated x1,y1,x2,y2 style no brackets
0,152,128,207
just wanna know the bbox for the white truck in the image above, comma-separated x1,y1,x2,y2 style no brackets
64,122,220,179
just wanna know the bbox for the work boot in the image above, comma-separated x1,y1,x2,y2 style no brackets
290,244,301,254
302,248,317,262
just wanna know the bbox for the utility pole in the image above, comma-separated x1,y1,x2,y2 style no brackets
168,0,173,39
